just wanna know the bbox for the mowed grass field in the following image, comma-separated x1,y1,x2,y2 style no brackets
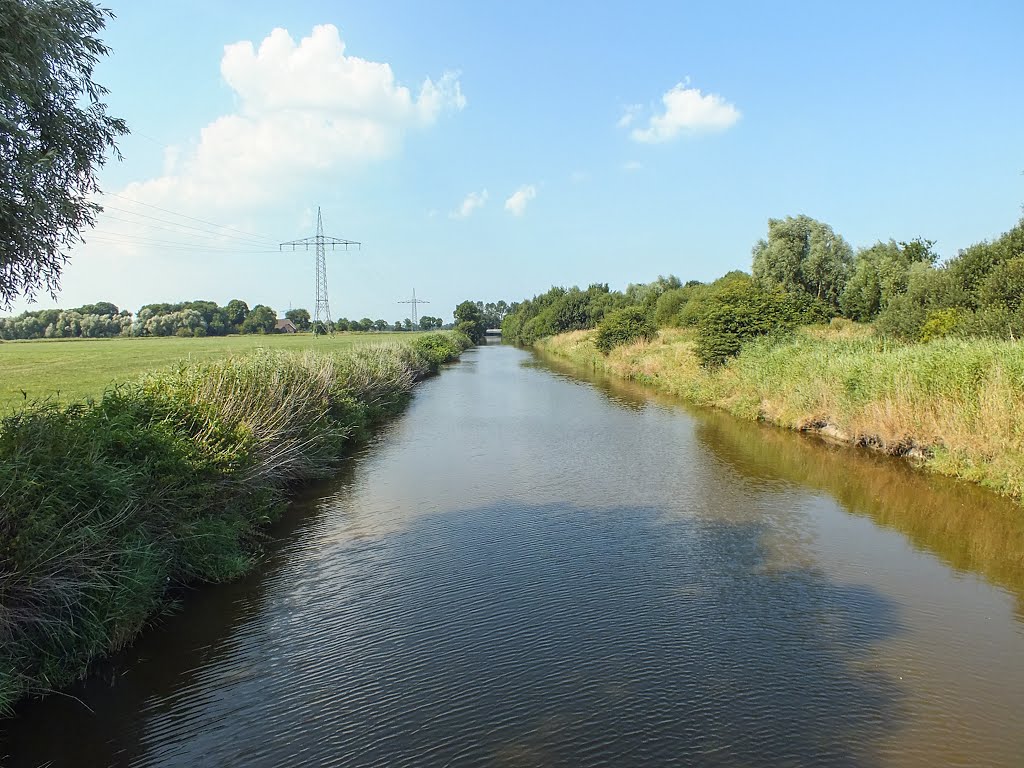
0,332,416,411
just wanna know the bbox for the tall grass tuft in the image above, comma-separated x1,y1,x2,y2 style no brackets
0,333,469,712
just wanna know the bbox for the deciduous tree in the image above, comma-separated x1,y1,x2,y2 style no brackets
752,215,853,311
1,0,128,307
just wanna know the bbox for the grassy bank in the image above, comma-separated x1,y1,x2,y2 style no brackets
0,332,420,411
0,332,470,712
537,325,1024,501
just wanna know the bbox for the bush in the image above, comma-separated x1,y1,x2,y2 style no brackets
595,305,657,353
653,286,692,327
693,282,802,367
410,332,470,372
952,306,1024,341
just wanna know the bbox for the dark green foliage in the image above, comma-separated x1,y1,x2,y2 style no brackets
694,281,806,367
225,299,249,327
653,285,694,327
0,334,469,711
502,284,630,344
418,315,443,331
470,300,512,330
240,304,276,334
678,272,753,327
411,331,471,371
0,388,264,710
950,306,1024,341
284,308,311,331
454,300,487,343
977,257,1024,314
0,0,128,308
595,305,657,353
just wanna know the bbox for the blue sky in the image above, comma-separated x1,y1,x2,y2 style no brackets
8,0,1023,322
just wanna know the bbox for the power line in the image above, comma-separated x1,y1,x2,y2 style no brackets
98,204,278,246
85,233,278,254
97,191,279,243
94,214,272,248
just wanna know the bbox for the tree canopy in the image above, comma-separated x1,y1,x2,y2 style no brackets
752,215,853,311
1,0,127,308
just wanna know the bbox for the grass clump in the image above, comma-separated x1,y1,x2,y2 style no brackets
0,333,469,712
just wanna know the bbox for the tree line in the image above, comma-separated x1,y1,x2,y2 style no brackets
0,299,268,339
334,316,444,333
502,213,1024,365
0,300,449,340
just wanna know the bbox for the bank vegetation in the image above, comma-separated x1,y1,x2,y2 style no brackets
0,332,470,712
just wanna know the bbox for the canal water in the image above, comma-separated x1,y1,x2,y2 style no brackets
5,343,1024,766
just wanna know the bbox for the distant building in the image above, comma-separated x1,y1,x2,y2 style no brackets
275,318,298,334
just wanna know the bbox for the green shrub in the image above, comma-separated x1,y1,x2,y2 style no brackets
411,332,470,372
952,306,1024,341
693,281,801,367
653,286,692,327
595,305,657,353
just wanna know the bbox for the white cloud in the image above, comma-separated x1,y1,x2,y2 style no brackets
630,82,739,143
450,189,488,219
120,24,464,211
622,161,643,172
504,185,537,216
617,104,642,128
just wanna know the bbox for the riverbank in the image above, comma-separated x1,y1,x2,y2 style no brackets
0,332,470,713
537,326,1024,502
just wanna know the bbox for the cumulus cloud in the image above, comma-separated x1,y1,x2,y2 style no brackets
629,82,739,143
121,24,464,211
504,185,537,216
450,189,488,219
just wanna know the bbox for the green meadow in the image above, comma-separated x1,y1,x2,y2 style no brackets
0,332,415,411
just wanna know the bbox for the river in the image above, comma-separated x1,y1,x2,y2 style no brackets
4,342,1024,767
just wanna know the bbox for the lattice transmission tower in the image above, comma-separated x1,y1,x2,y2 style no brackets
398,288,429,327
280,208,360,335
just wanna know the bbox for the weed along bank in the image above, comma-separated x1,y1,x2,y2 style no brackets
0,332,470,714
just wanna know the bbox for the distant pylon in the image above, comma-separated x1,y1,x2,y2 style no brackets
398,288,429,327
280,207,360,335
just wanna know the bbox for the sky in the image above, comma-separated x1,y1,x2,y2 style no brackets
7,0,1023,322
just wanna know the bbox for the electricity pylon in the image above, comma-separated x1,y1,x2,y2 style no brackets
398,288,429,327
280,208,360,335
